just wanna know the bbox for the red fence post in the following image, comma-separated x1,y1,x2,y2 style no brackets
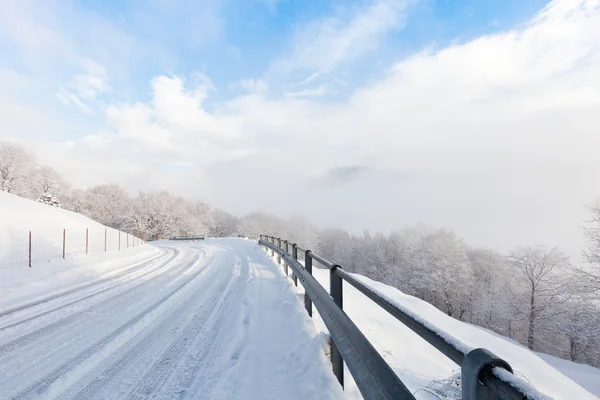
63,228,66,259
86,228,89,254
29,231,32,268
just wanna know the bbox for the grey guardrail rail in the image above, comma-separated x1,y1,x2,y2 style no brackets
260,235,535,400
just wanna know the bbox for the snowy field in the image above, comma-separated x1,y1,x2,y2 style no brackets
279,260,600,399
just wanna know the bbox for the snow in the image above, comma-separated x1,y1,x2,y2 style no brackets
301,266,600,400
0,191,156,310
2,191,596,400
0,237,343,399
0,190,146,271
536,353,600,397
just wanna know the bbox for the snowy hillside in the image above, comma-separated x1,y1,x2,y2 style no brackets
302,267,600,399
0,191,157,309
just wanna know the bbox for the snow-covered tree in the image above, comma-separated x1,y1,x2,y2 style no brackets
210,209,239,237
412,230,473,318
0,141,36,195
506,247,571,350
84,184,131,228
36,192,61,207
28,166,70,202
467,248,512,331
577,199,600,298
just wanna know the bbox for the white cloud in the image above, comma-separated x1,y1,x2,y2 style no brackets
285,86,328,97
55,59,110,114
70,60,110,99
235,79,269,93
2,0,600,260
272,0,414,75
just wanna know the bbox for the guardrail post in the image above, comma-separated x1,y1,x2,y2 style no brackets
28,231,32,268
270,237,275,256
292,244,298,286
284,240,289,276
330,265,344,387
305,250,313,316
462,348,513,400
277,238,282,265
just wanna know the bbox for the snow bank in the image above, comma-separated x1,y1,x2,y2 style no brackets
0,191,158,309
301,266,599,399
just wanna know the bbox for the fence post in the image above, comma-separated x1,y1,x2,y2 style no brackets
284,240,289,276
292,244,298,286
62,228,66,259
104,228,107,252
330,265,344,387
305,250,313,316
277,238,282,265
119,231,121,250
86,228,89,254
28,231,32,268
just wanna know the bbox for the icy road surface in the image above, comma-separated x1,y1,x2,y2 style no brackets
0,239,342,400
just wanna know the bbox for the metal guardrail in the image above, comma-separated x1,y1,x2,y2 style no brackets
260,235,533,400
169,235,205,241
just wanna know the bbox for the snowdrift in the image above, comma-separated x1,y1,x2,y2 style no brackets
304,267,600,399
0,191,158,309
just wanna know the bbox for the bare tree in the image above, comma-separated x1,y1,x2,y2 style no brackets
506,247,571,350
578,200,600,297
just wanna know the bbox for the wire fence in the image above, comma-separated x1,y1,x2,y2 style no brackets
0,228,145,269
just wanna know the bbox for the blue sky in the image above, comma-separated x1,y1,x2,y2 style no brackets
1,0,600,259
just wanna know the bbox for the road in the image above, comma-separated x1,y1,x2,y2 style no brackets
0,239,342,400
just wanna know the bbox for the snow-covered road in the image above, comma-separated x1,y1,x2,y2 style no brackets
0,239,342,400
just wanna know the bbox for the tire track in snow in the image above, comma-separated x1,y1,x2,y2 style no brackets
7,247,212,400
0,248,177,332
0,250,166,319
0,247,200,386
0,248,184,357
60,248,233,400
127,247,250,400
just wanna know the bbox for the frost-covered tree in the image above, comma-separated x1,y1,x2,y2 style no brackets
84,184,131,228
578,199,600,298
506,247,571,350
236,212,286,240
210,209,239,237
0,141,36,195
412,230,473,318
63,188,87,213
28,166,70,202
467,248,512,331
552,299,600,365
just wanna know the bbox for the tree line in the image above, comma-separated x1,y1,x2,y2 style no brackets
1,140,599,367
